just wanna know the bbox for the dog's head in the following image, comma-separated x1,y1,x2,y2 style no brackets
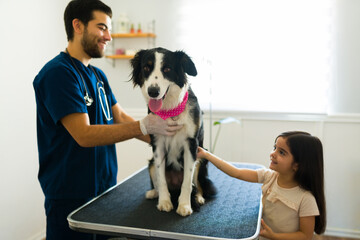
130,47,197,111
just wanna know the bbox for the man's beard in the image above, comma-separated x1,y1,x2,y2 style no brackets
81,28,104,58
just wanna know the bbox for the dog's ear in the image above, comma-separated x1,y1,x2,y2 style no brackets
175,51,197,77
130,50,146,87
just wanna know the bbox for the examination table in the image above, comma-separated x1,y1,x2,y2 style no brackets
68,162,263,240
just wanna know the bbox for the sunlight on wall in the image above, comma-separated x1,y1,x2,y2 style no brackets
175,0,333,113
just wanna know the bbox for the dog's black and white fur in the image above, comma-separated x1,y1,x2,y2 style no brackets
130,47,216,216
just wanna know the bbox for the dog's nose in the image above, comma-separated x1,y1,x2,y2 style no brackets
148,86,160,98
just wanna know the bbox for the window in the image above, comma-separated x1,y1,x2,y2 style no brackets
175,0,333,114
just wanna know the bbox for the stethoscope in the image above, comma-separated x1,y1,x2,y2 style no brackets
65,49,112,121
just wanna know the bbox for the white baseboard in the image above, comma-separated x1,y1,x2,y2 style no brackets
324,227,360,239
28,229,45,240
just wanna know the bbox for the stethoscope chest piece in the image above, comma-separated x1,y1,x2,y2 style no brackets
84,94,94,107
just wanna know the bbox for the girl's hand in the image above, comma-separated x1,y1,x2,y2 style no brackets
260,219,275,239
196,146,208,159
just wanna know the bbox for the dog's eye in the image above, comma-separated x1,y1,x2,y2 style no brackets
163,67,171,73
144,66,150,72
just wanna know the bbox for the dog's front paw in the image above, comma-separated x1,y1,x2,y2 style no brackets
196,193,205,205
176,204,193,216
146,189,158,199
157,200,173,212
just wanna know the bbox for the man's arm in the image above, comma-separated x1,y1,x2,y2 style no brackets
61,102,182,147
111,103,151,144
60,111,144,147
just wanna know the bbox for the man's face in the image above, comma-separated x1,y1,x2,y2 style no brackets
81,11,112,58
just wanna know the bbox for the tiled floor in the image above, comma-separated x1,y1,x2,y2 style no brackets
313,235,358,240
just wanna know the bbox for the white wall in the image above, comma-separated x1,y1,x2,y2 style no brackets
0,0,68,239
0,0,359,239
330,0,360,114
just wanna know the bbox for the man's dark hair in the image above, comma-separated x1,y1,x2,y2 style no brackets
64,0,112,41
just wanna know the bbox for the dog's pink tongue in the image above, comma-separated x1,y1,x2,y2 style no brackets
149,99,163,112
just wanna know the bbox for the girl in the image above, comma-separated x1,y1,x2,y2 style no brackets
197,131,326,240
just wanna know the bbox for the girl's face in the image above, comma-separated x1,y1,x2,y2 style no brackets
269,137,298,175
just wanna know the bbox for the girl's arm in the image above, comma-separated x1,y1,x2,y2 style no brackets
260,216,315,240
197,147,258,183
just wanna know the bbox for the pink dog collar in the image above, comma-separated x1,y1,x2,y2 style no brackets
153,91,189,120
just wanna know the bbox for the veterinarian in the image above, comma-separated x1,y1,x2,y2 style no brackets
197,131,326,240
33,0,182,239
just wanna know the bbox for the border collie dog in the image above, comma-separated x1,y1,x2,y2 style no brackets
130,47,216,216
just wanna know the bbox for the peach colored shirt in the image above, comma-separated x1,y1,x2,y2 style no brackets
256,168,319,239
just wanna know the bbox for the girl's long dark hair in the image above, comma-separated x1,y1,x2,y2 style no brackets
277,131,326,234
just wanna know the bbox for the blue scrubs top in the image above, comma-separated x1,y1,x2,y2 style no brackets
33,52,118,199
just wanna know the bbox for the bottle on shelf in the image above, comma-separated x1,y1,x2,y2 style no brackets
130,23,135,34
116,13,130,33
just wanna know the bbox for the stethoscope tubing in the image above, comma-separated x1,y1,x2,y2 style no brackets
65,49,112,121
97,81,112,121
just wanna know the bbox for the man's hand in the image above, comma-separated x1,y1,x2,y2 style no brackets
140,113,183,136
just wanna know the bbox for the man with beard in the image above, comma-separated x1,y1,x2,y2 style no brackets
33,1,182,239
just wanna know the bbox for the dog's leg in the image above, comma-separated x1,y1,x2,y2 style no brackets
176,143,195,216
193,160,205,205
145,163,158,199
154,148,173,212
